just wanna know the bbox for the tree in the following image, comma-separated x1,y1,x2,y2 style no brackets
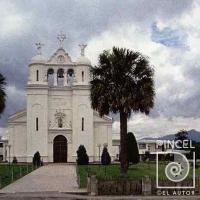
90,47,155,176
33,151,41,167
143,151,150,162
0,73,6,117
175,130,188,149
127,132,139,165
12,156,18,164
77,145,89,165
175,129,188,141
101,146,111,165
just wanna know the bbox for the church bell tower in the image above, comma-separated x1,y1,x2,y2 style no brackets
26,43,49,162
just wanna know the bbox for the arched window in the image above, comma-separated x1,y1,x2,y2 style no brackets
82,117,84,131
36,117,39,131
82,71,84,82
36,70,39,81
67,69,74,77
57,68,64,87
47,68,54,86
67,69,74,86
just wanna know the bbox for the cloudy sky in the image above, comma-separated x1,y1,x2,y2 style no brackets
0,0,200,138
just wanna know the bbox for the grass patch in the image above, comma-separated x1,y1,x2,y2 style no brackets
78,162,200,188
0,164,34,188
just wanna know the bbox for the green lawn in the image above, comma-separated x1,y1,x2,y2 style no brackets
0,164,34,188
78,162,200,188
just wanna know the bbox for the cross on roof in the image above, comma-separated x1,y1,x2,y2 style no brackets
79,44,87,56
57,31,66,48
35,42,44,55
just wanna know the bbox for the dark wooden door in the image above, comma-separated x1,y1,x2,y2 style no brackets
53,135,67,163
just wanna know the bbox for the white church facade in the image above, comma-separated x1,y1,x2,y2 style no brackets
7,34,113,163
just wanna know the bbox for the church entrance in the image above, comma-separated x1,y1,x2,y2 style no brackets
53,135,67,163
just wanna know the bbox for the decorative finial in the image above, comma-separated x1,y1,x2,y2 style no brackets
57,31,66,48
79,44,87,56
35,42,44,55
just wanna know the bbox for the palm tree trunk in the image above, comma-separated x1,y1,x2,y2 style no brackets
120,111,128,176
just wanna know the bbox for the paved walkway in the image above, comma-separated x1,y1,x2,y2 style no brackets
0,192,199,200
0,164,86,193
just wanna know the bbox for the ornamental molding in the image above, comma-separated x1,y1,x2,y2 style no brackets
48,109,72,129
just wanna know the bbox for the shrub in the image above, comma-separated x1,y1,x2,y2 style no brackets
127,132,140,164
143,151,150,161
12,156,18,164
77,145,89,165
101,147,111,165
33,151,41,167
165,153,174,161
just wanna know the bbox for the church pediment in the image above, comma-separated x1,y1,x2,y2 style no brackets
47,48,73,64
8,109,27,123
94,111,112,123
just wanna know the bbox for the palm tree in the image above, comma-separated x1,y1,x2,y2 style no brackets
90,47,155,176
0,73,6,116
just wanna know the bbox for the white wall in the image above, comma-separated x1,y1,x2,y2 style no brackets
94,123,113,161
72,87,94,161
27,87,48,162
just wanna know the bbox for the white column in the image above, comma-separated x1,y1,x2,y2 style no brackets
73,73,77,84
67,74,71,86
44,74,48,82
53,73,57,86
64,72,67,86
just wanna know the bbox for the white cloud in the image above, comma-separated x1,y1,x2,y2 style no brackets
0,127,6,136
87,2,200,137
112,114,200,139
6,85,25,98
87,23,188,106
0,1,30,38
5,85,26,115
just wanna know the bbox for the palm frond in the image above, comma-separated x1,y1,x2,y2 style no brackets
90,47,155,117
0,73,6,115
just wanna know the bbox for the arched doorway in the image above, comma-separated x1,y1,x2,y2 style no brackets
53,135,67,163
